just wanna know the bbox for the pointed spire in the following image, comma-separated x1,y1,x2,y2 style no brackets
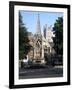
36,13,41,35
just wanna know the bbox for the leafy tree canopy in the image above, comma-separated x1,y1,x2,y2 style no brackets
53,17,63,55
19,12,31,60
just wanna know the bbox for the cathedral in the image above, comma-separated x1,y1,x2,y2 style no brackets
27,14,55,64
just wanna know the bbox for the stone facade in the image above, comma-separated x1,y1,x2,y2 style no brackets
27,14,55,64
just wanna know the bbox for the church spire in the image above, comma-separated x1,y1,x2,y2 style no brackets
36,13,41,35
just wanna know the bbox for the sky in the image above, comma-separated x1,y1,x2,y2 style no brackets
20,11,63,34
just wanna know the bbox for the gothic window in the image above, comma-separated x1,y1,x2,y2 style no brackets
36,39,42,49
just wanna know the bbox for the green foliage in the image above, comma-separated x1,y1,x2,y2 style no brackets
53,17,63,55
19,12,31,60
44,53,51,65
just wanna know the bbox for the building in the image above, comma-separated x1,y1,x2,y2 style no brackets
27,14,55,64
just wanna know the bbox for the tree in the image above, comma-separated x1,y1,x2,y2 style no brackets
53,17,63,55
19,12,31,60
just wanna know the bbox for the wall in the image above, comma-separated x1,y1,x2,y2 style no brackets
0,0,72,90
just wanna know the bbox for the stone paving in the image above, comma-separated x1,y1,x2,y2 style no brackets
19,65,63,79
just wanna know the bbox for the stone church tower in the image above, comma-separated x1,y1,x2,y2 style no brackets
27,13,55,64
33,14,45,64
36,13,41,35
